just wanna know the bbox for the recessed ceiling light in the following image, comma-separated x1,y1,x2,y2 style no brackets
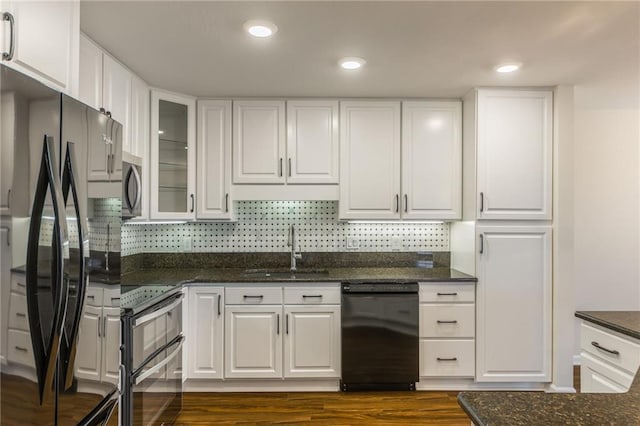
495,63,522,73
339,57,366,70
244,20,277,38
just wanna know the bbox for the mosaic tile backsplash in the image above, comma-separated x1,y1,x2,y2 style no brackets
122,201,449,256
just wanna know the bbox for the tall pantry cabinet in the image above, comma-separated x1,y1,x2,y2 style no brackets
453,89,553,383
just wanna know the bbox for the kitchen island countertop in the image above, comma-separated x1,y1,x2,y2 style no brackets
457,311,640,425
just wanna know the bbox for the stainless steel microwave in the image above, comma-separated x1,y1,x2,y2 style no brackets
122,159,142,219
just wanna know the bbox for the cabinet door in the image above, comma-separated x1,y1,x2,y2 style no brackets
233,100,285,184
580,353,632,393
129,75,149,159
339,101,401,220
286,100,339,184
475,226,552,382
476,90,552,220
102,54,131,156
87,108,111,181
196,100,232,220
75,304,102,381
78,34,102,110
102,307,120,384
402,101,461,220
187,287,224,379
1,0,79,94
0,93,14,215
0,228,10,363
284,305,340,378
150,90,196,220
224,305,282,378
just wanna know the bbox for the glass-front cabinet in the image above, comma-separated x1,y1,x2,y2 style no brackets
150,90,196,219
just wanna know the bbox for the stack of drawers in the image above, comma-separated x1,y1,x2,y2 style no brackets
6,272,34,368
418,282,475,378
580,322,640,393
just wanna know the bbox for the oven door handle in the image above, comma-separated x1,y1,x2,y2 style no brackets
133,293,183,327
133,335,184,385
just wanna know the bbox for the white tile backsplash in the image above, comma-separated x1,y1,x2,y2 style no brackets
121,201,449,256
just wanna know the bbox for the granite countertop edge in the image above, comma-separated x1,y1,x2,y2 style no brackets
575,311,640,340
121,267,476,287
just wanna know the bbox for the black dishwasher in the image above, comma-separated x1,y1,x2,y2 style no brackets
341,282,419,391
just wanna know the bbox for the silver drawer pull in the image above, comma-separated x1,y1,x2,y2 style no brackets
437,320,458,324
591,341,620,356
16,282,25,287
302,295,323,299
111,297,120,302
87,295,95,299
15,346,28,352
436,357,457,362
243,295,264,300
437,292,458,296
16,312,26,317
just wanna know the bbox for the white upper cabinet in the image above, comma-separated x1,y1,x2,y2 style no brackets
402,101,461,220
196,100,232,220
102,54,131,155
340,101,401,220
150,89,196,220
1,0,79,96
130,75,149,159
78,34,102,110
286,100,339,184
233,100,286,184
475,225,552,382
476,89,552,220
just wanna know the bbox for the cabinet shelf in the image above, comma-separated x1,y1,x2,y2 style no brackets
160,137,188,145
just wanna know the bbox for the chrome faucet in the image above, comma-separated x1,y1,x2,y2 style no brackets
287,224,302,272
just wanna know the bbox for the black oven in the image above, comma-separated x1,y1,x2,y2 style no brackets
122,288,184,425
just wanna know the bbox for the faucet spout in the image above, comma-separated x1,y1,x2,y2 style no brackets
288,224,302,272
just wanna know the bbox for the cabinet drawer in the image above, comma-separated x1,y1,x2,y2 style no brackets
419,283,475,303
580,323,640,374
580,352,633,393
7,330,35,368
85,286,104,307
8,292,29,331
226,287,282,305
284,286,340,305
420,339,474,377
11,273,27,295
420,304,474,338
103,286,121,307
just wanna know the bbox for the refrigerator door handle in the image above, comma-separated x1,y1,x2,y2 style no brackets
60,141,90,389
26,136,70,404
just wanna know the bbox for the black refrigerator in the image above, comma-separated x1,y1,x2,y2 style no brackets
0,65,121,425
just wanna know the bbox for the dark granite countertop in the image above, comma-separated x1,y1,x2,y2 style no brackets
11,264,120,285
575,311,640,340
458,367,640,425
121,267,476,286
458,311,640,425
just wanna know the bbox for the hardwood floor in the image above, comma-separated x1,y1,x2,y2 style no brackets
176,369,583,425
176,391,469,425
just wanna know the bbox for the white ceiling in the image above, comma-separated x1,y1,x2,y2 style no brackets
80,1,639,99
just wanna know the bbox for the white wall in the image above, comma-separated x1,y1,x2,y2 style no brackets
572,93,640,356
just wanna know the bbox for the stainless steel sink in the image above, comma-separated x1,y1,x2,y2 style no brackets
242,269,330,279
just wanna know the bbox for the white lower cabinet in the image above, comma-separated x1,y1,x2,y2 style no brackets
224,305,283,379
186,286,224,379
186,284,341,384
284,305,340,378
579,322,640,393
75,286,119,385
419,282,475,379
475,226,552,382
